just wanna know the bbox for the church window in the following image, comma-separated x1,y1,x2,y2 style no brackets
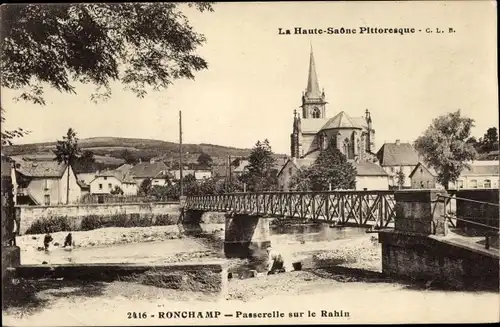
311,107,321,118
343,139,351,159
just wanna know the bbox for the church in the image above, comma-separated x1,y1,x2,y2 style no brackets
277,48,389,191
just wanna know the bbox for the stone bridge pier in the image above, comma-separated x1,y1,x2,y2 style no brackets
223,214,271,259
181,208,271,262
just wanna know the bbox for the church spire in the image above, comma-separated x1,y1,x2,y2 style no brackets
305,45,321,99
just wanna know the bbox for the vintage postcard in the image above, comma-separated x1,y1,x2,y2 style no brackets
1,1,499,325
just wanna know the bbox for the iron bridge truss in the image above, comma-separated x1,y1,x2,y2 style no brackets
186,191,396,228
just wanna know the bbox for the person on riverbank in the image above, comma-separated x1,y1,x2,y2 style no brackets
43,232,53,251
63,233,73,248
267,247,286,274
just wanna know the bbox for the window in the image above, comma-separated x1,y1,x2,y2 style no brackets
391,167,395,173
311,107,321,118
44,195,50,205
420,181,424,188
288,167,293,176
43,179,49,190
469,180,477,189
104,177,107,180
99,184,103,190
108,183,112,189
484,179,491,188
457,180,464,189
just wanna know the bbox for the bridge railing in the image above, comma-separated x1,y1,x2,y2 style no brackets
438,193,499,250
186,190,396,228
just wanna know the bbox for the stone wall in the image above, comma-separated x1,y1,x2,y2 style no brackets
16,202,180,234
379,231,499,290
15,262,228,296
456,189,499,229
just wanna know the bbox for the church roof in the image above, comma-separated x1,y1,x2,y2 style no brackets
320,111,362,131
301,118,329,134
305,47,322,99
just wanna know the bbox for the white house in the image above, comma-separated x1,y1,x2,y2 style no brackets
89,170,137,195
449,160,499,189
14,159,81,205
354,162,390,190
376,140,420,188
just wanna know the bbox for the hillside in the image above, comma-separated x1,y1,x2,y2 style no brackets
3,137,286,168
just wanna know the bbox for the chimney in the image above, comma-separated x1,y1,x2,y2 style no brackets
395,139,400,145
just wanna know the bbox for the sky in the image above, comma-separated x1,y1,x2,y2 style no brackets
2,1,498,155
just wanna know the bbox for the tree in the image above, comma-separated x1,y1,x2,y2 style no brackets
120,149,137,165
139,178,152,196
395,167,405,190
1,3,214,145
73,150,96,173
289,139,356,191
414,110,477,190
239,139,278,192
53,128,82,204
197,152,213,167
479,127,499,153
110,185,124,196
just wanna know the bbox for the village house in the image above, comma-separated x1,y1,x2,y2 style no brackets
128,160,169,186
277,158,388,191
376,140,420,189
152,170,173,186
13,159,81,205
409,162,443,189
448,160,499,189
232,160,250,177
89,169,137,195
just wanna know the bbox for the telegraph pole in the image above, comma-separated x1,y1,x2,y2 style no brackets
179,110,183,197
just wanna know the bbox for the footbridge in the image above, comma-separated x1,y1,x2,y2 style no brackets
185,190,396,228
183,188,499,290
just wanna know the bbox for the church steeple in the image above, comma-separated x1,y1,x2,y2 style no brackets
301,45,327,119
305,45,321,99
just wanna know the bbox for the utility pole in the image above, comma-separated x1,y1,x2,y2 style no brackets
179,110,183,197
228,155,232,189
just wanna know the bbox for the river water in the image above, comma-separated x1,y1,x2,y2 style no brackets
21,223,371,274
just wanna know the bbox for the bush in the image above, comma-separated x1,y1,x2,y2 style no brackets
127,213,152,227
25,216,72,234
80,215,103,231
108,213,129,227
154,214,178,226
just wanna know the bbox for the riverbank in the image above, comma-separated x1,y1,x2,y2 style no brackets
3,269,499,325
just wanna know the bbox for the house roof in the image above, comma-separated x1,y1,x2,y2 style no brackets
115,164,133,173
376,142,420,166
95,169,135,184
320,111,363,131
354,162,389,176
462,165,499,176
129,162,168,178
15,159,67,178
77,180,90,189
233,160,250,172
409,162,438,178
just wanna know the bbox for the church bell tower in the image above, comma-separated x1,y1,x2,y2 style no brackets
301,46,327,119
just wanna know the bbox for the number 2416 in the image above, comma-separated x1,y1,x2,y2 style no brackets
128,312,147,319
